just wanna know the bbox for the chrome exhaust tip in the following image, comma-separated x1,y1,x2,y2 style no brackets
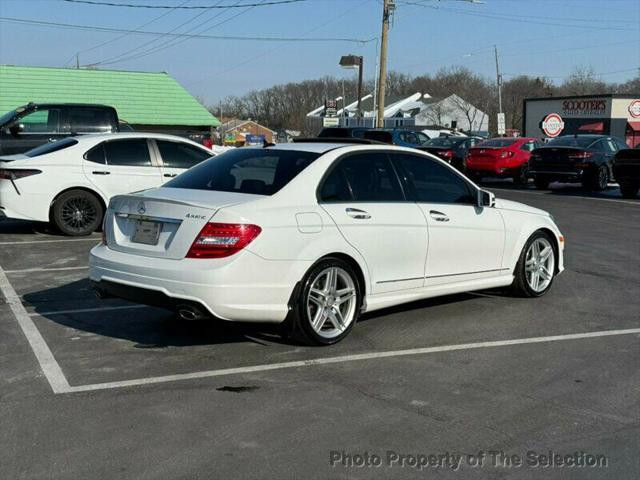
176,305,206,321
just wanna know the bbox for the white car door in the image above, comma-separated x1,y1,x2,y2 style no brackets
152,138,213,182
83,138,164,198
319,152,428,294
391,152,505,286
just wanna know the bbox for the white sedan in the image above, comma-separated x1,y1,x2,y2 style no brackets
0,132,214,235
89,141,564,345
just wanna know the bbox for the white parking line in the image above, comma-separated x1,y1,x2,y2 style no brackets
490,187,640,205
0,238,100,246
29,304,149,317
0,265,70,394
65,327,640,394
4,266,88,274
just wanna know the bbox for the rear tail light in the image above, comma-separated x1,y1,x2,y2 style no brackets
203,138,213,149
186,223,262,259
0,169,42,180
439,150,454,159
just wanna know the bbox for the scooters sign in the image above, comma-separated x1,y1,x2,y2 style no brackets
629,100,640,118
541,113,564,138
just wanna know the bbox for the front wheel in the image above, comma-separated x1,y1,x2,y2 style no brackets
511,231,556,297
533,176,550,190
285,258,361,345
51,189,103,236
512,165,529,186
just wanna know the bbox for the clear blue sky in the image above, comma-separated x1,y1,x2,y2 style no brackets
1,0,638,106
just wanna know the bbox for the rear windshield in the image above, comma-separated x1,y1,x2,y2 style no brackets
165,148,320,195
25,138,79,157
545,136,596,148
424,137,465,147
479,138,517,148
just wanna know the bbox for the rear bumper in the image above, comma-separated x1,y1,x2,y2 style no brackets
466,163,521,177
89,244,312,323
527,169,584,181
0,181,51,222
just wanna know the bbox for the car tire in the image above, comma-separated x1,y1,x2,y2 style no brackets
511,230,556,298
512,165,529,186
619,182,639,199
284,257,362,346
533,176,550,190
583,165,608,191
51,189,104,236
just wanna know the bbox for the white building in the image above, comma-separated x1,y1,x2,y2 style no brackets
414,94,489,134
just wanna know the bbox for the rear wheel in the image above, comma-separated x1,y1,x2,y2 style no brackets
533,176,550,190
512,165,529,186
619,182,639,199
511,231,556,297
583,165,608,191
285,258,361,345
51,189,103,236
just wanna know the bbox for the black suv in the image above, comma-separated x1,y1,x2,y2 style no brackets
528,134,627,191
0,103,120,155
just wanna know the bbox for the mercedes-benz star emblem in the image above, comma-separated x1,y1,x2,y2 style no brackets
137,202,146,215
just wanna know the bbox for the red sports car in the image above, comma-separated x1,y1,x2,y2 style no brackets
466,137,542,184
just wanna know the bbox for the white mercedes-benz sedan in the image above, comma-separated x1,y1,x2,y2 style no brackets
0,132,215,235
89,141,565,345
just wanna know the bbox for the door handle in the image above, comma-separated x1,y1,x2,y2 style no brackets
345,207,371,220
163,173,178,178
92,171,111,175
429,210,449,222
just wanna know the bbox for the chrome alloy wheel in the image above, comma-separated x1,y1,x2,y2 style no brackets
306,266,357,339
525,237,555,293
61,196,98,233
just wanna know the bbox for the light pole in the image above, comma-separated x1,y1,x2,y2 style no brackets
339,55,364,119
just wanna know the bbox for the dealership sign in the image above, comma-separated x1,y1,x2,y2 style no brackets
561,98,607,116
541,113,565,137
629,100,640,118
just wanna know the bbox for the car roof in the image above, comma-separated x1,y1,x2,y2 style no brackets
266,142,355,153
73,132,201,143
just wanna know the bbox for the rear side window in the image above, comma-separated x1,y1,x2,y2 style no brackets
546,136,595,148
321,153,404,202
25,138,78,157
392,153,475,204
157,140,211,169
103,139,152,166
520,141,536,152
481,138,517,148
67,108,115,133
165,148,319,195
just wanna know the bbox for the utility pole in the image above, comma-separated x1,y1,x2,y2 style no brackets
376,0,393,128
76,53,80,69
494,45,505,136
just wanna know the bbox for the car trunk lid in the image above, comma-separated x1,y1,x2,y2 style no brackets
105,188,261,259
531,147,587,171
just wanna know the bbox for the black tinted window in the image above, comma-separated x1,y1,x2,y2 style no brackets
104,139,151,166
393,153,475,204
67,108,115,133
157,140,211,168
546,136,597,148
166,148,319,195
331,153,404,202
319,167,352,202
15,108,62,133
85,144,106,164
25,138,78,157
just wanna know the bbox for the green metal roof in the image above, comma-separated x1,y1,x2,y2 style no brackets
0,65,219,127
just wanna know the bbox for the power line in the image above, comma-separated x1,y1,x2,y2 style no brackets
0,17,369,43
398,0,639,30
61,0,307,8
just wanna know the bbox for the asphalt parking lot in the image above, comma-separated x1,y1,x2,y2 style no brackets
1,183,639,479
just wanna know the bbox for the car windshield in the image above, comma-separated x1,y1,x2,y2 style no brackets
25,138,79,157
545,136,596,148
165,148,320,195
480,138,517,148
424,137,465,147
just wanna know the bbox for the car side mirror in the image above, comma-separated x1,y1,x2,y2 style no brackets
9,123,24,137
478,189,495,208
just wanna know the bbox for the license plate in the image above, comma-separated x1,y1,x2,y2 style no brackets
132,220,161,245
